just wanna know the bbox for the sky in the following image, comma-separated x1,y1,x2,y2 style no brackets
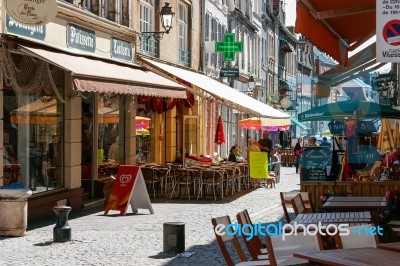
284,0,390,72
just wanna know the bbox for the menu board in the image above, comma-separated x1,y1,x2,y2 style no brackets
300,147,332,182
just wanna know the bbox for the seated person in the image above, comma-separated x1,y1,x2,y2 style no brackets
228,145,243,163
384,146,400,167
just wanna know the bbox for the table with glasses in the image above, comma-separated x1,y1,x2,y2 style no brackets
294,247,400,266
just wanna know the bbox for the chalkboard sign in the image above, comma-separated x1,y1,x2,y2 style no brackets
300,147,332,182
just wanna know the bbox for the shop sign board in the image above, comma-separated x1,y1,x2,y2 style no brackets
6,0,58,26
104,166,153,216
220,66,239,77
6,14,46,40
249,151,269,178
67,24,96,53
377,0,400,62
111,38,133,61
300,147,332,182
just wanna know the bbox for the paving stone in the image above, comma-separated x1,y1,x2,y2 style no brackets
0,167,300,266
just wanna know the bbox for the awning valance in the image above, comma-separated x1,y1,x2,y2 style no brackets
279,40,294,53
18,45,187,99
295,0,375,66
140,57,291,123
290,117,309,130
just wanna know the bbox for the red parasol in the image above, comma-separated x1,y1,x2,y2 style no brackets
214,116,225,145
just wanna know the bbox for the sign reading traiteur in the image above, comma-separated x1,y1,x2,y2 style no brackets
6,0,58,26
215,34,243,61
377,0,400,62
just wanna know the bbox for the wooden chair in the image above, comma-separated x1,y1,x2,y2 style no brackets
291,193,306,216
211,215,248,266
334,224,379,249
236,209,268,261
265,233,323,266
299,192,315,213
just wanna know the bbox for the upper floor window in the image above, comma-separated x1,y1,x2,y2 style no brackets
178,2,190,66
79,0,129,26
140,0,158,57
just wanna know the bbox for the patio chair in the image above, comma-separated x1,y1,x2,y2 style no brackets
141,167,161,199
170,168,194,200
236,209,268,261
334,224,379,249
223,167,240,195
198,169,224,200
211,215,248,266
265,233,323,266
291,193,307,216
280,192,314,223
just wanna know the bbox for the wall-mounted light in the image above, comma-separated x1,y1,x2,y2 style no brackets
140,2,175,42
248,76,255,91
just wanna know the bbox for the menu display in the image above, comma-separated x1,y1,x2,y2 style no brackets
300,147,332,182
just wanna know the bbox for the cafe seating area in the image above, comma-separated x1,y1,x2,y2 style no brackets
138,162,254,201
211,191,400,266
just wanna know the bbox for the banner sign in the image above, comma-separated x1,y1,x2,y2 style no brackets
111,38,133,61
377,0,400,62
6,14,46,40
249,151,268,178
104,166,153,216
220,66,239,77
6,0,58,26
300,147,332,182
67,23,96,53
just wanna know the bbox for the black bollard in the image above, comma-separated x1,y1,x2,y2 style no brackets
163,222,185,253
53,205,72,243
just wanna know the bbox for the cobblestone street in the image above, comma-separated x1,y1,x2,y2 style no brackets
0,167,300,266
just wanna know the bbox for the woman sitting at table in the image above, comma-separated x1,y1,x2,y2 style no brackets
228,145,243,163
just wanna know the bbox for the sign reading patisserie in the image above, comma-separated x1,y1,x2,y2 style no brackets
6,0,58,26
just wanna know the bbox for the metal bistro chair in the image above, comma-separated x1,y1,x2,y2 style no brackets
170,168,194,200
198,169,224,200
141,167,161,199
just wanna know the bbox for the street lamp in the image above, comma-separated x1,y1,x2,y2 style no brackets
140,3,175,41
248,76,255,91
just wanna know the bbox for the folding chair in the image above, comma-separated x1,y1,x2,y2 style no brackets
236,209,268,261
211,215,249,266
334,224,379,249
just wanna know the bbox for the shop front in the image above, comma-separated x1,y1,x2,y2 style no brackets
0,11,186,221
139,56,291,162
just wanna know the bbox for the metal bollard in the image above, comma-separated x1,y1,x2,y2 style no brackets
163,222,185,253
53,205,72,242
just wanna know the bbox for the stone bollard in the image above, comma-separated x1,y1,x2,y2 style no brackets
53,205,72,242
0,188,32,237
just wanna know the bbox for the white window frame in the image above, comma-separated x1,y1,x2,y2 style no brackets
140,0,157,55
178,2,189,65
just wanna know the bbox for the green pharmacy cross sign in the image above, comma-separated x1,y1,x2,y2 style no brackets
215,33,243,61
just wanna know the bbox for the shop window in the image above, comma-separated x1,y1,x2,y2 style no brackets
3,90,64,193
85,0,99,15
2,52,65,193
136,107,152,164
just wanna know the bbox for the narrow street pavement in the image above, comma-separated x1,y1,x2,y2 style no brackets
0,167,300,266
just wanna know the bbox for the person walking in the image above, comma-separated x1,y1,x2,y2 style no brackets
307,136,319,147
320,137,331,147
258,131,273,157
294,138,302,174
247,137,260,161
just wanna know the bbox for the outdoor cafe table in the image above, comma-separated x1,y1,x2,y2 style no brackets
294,247,400,266
377,242,400,252
291,211,371,226
327,196,387,202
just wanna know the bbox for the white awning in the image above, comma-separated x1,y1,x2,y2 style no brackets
18,45,187,99
141,57,291,123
